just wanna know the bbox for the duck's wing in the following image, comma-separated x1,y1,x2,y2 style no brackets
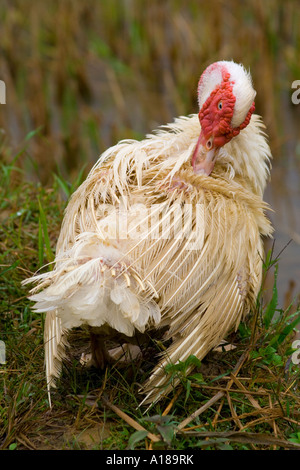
23,117,199,398
139,174,272,406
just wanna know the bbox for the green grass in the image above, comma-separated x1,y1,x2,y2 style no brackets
0,149,299,450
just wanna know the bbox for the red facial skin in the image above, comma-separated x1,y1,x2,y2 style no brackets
192,68,255,175
199,71,255,147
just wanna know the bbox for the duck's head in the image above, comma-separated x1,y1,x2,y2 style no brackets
192,60,256,176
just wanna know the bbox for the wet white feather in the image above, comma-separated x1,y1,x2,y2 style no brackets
23,63,273,405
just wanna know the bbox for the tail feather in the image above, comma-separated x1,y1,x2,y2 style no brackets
44,311,68,407
140,277,245,407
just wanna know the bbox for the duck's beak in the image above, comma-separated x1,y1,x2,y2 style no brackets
191,132,218,176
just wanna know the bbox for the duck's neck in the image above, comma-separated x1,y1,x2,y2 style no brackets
216,114,272,197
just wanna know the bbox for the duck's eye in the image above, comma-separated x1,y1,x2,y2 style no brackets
206,138,213,150
218,101,223,110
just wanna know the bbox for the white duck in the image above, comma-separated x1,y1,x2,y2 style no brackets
24,61,273,406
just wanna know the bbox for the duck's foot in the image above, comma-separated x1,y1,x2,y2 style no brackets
108,343,143,362
80,335,143,369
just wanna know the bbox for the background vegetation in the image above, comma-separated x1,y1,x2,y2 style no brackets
0,0,299,450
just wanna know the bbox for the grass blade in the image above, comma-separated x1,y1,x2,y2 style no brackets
38,218,44,267
264,264,278,328
38,197,54,264
0,260,20,277
269,313,300,349
53,173,71,199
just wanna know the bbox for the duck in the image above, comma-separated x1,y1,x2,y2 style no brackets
23,60,273,406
